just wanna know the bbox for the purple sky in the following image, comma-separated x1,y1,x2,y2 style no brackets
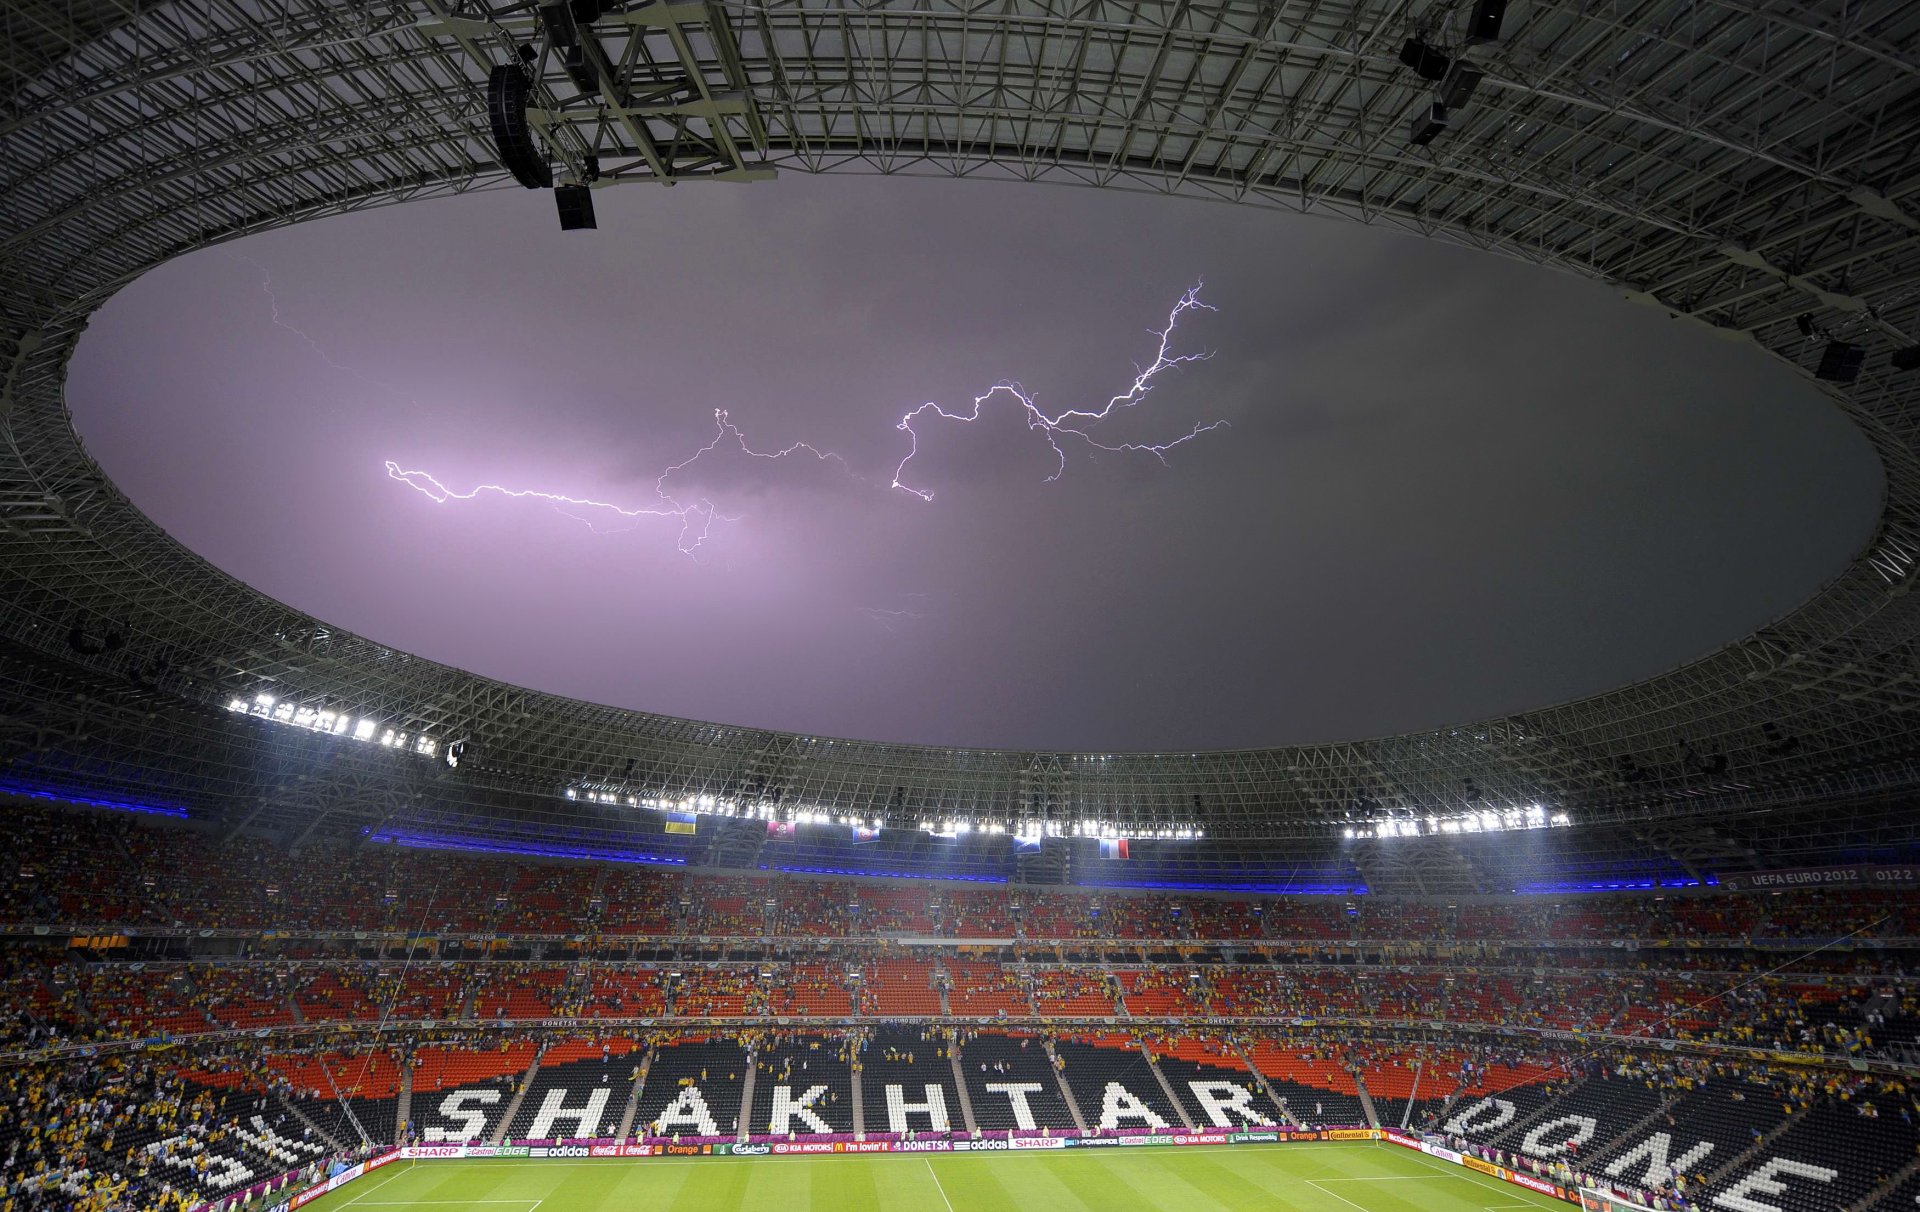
69,174,1879,751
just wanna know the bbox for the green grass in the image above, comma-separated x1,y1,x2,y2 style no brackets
302,1142,1568,1212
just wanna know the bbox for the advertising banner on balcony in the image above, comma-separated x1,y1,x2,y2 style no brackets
1718,863,1917,890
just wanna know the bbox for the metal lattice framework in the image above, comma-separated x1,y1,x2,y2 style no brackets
3,0,1920,889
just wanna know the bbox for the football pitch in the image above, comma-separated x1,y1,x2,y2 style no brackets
301,1142,1568,1212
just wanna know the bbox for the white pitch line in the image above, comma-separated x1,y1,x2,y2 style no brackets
329,1166,412,1209
924,1158,958,1212
1384,1145,1564,1208
1306,1179,1377,1212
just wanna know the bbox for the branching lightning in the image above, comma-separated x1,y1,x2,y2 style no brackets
384,283,1222,553
889,283,1224,500
386,408,857,554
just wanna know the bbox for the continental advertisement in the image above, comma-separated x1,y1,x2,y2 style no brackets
1381,1131,1576,1204
287,1150,402,1209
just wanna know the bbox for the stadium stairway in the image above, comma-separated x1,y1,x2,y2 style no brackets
1387,1060,1428,1130
1855,1156,1920,1212
1148,1045,1279,1133
1702,1101,1810,1189
1588,1074,1792,1193
852,1055,867,1137
1232,1042,1302,1128
1056,1040,1186,1132
275,1091,345,1152
488,1045,542,1144
1584,1089,1684,1175
1491,1075,1591,1151
637,1037,748,1139
948,1045,980,1134
1716,1097,1917,1210
507,1047,638,1140
753,1036,855,1137
1505,1071,1665,1167
1353,1072,1381,1128
395,1060,413,1141
861,1028,964,1136
1043,1039,1089,1133
738,1054,757,1141
958,1034,1076,1135
1143,1043,1197,1129
614,1047,651,1140
1442,1081,1564,1151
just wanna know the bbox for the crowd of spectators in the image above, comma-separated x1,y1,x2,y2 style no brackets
9,806,1917,945
0,805,1916,1209
0,949,1910,1073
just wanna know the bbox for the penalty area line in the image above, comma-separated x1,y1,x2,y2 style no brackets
924,1158,958,1212
1305,1179,1377,1212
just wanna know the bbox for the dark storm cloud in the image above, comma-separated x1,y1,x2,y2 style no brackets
67,174,1880,751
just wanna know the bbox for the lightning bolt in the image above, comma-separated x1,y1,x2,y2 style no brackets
230,253,418,404
856,593,930,633
386,284,1223,551
888,282,1224,501
386,408,856,555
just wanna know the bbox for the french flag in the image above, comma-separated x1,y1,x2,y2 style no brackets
1098,838,1129,860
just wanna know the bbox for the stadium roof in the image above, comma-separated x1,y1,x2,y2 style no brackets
2,0,1919,889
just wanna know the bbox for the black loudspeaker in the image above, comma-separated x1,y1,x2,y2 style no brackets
1441,62,1484,109
1398,38,1451,81
1891,346,1920,372
540,1,580,48
1816,341,1865,383
1465,0,1506,43
556,183,597,231
1409,102,1449,147
488,64,553,189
